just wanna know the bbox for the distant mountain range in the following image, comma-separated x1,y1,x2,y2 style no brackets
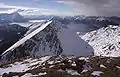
0,11,120,26
1,13,120,77
51,16,120,28
1,14,120,60
0,12,28,23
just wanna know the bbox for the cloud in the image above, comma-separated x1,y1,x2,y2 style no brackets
2,0,120,16
0,3,35,10
56,0,120,16
0,3,63,16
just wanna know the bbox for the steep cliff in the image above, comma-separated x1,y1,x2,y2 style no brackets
2,20,63,61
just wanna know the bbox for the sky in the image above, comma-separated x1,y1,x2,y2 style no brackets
0,0,120,16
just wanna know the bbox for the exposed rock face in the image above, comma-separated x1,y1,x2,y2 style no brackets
2,21,63,61
0,24,27,55
78,25,120,57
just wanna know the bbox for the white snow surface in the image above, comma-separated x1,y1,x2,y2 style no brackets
21,73,39,77
2,21,52,56
71,62,76,66
57,69,65,72
29,20,47,23
13,76,19,77
79,57,89,62
48,61,54,64
79,25,120,57
21,72,46,77
91,71,103,76
116,66,120,69
24,22,44,36
0,56,51,75
81,64,91,73
66,69,80,76
57,69,80,76
38,72,47,76
100,64,107,68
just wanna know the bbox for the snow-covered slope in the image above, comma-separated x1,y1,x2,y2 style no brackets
24,22,43,36
78,25,120,57
1,55,120,77
2,20,63,61
0,56,51,76
2,21,52,56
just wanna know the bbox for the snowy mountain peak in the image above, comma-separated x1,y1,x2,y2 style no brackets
11,12,20,16
78,25,120,57
11,12,21,18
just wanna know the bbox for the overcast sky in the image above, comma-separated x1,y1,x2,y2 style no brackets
0,0,120,16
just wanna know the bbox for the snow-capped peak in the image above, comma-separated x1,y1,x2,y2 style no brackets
78,25,120,57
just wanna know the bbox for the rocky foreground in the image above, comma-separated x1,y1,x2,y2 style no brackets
0,55,120,77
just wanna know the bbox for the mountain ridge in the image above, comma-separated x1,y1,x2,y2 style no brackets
78,25,120,57
0,12,28,23
2,20,63,61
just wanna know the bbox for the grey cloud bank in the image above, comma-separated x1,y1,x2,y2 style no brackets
57,0,120,16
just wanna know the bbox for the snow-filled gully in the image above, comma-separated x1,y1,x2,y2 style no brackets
1,21,53,56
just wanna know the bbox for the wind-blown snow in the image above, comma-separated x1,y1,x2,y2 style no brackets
58,69,80,76
79,25,120,57
1,21,52,56
0,56,51,75
24,22,44,36
116,66,120,69
82,64,91,73
100,64,107,68
29,20,47,23
38,72,47,76
91,71,103,76
21,73,38,77
71,62,76,66
66,69,80,76
79,57,89,61
21,72,47,77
